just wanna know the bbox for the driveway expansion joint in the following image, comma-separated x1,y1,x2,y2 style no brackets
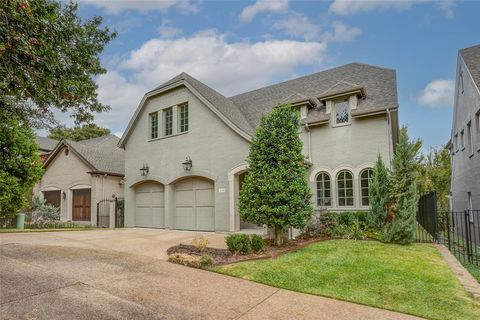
234,288,281,319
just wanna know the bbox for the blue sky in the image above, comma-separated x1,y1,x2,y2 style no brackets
66,0,479,150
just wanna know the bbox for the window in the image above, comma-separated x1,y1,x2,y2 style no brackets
316,172,331,207
179,103,189,133
459,69,464,94
360,169,373,206
335,100,349,125
163,108,173,136
149,112,158,139
455,133,459,152
467,121,473,155
460,129,465,150
337,170,354,206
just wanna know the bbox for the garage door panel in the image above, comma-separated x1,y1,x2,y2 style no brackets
174,207,195,230
195,189,214,206
196,207,214,231
175,190,194,206
175,179,194,191
135,182,165,228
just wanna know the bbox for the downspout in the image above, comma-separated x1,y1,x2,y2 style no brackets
386,108,393,167
305,123,312,162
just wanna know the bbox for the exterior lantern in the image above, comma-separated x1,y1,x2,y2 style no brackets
182,156,192,171
140,163,149,176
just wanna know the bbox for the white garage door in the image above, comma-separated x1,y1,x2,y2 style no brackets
135,182,165,228
175,178,214,231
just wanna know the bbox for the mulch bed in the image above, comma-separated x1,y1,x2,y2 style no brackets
167,236,329,266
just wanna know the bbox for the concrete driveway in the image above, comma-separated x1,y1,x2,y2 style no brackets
0,229,421,320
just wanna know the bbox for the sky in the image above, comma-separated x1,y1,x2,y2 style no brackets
56,0,479,150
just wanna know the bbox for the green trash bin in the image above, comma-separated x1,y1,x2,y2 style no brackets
16,213,25,229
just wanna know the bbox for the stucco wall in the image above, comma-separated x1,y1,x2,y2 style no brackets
123,86,250,231
34,147,124,225
451,56,480,211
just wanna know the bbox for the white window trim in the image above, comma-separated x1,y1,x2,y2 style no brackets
332,99,351,127
336,170,355,208
315,172,332,208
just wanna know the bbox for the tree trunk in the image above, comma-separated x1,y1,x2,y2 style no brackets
274,225,284,246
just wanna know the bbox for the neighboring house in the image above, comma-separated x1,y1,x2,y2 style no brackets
34,135,125,225
449,44,480,211
35,136,58,162
119,63,399,232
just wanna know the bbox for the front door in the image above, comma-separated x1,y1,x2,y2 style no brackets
72,189,91,221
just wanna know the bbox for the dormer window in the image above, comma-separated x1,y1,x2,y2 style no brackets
335,100,350,125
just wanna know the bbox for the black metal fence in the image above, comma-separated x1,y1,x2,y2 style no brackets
96,198,124,228
416,192,480,266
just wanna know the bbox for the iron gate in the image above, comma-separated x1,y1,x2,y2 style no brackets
96,198,124,228
416,192,480,266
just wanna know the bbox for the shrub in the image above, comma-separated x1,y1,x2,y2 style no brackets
250,234,265,253
168,253,202,268
192,235,209,252
225,233,251,254
29,195,60,226
200,253,214,267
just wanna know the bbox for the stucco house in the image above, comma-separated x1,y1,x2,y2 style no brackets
35,135,58,163
448,44,480,211
34,134,124,225
119,63,399,232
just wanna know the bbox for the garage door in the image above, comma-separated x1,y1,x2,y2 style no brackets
175,178,214,231
135,182,165,228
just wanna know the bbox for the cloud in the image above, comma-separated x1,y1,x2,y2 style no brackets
273,12,321,41
418,80,454,107
323,21,362,42
329,0,455,18
157,19,183,39
94,30,327,131
80,0,199,15
239,0,289,23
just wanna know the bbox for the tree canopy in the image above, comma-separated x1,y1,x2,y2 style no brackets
48,123,111,141
0,0,116,128
367,154,390,229
0,115,42,217
239,105,313,246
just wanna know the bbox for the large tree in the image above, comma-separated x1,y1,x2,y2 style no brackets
367,154,390,229
0,0,116,128
239,105,313,246
48,123,111,141
382,127,422,244
0,115,42,217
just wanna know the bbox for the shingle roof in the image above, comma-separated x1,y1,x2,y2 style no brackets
460,44,480,90
35,136,58,152
46,135,124,176
229,63,398,127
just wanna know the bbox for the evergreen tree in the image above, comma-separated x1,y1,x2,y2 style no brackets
239,105,313,246
382,127,421,244
367,154,389,229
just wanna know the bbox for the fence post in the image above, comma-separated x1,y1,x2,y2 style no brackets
447,211,451,251
464,210,473,263
96,202,99,227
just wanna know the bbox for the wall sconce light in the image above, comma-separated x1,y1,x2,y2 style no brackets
62,191,66,200
140,163,149,176
182,156,192,171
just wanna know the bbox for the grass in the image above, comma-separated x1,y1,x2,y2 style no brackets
214,240,480,320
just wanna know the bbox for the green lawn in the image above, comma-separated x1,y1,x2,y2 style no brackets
214,240,480,320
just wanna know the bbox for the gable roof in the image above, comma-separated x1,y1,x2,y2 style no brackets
460,44,480,90
35,136,58,152
44,134,124,176
119,63,398,147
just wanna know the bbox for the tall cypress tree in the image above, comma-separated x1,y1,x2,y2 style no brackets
382,127,421,244
367,154,389,229
239,105,313,246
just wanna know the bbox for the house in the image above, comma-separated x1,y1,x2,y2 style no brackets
448,44,480,211
119,63,399,232
34,134,125,225
35,135,58,163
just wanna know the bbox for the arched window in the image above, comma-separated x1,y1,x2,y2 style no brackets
360,169,373,206
316,172,331,207
337,170,354,206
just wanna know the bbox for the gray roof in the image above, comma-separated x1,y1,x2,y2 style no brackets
156,63,397,133
35,136,58,152
46,135,124,176
460,44,480,90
